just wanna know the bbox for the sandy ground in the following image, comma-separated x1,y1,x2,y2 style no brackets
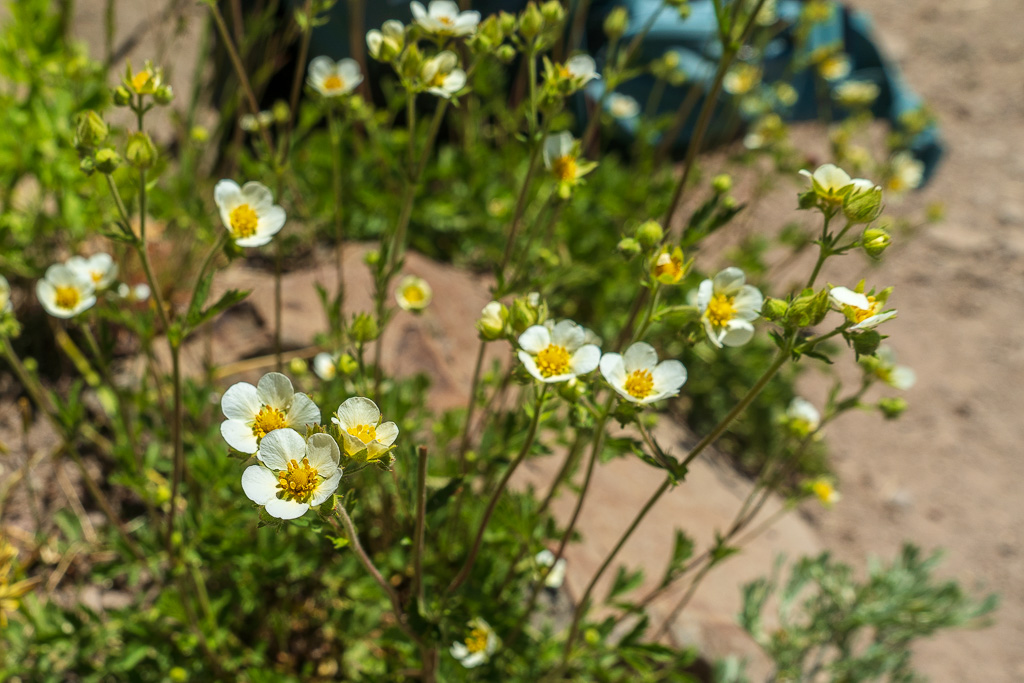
3,0,1020,680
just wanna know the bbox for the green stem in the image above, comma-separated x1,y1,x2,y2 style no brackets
412,445,429,607
446,386,547,595
499,121,549,279
455,339,487,471
327,107,346,313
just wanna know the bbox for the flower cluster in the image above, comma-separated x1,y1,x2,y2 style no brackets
222,374,399,519
36,252,119,319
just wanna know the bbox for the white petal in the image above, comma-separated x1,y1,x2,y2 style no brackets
241,465,279,505
829,286,870,310
696,279,713,312
442,70,466,93
622,342,658,372
221,382,260,420
308,56,334,81
286,392,321,429
518,350,548,383
335,396,381,430
410,1,427,20
570,344,600,376
214,179,242,212
721,319,755,347
241,181,275,212
733,285,764,319
257,372,295,410
599,353,627,387
890,366,916,390
306,432,341,471
375,421,399,447
310,469,342,506
221,419,259,454
518,325,551,354
550,319,584,350
712,267,745,295
258,428,306,470
651,360,687,398
264,497,308,519
814,163,852,191
256,205,286,240
703,318,724,348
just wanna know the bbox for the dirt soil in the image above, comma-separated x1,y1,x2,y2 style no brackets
3,0,1021,680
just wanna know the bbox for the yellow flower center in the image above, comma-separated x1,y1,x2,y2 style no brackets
551,155,577,182
849,296,880,323
705,293,737,328
557,64,571,79
811,480,836,504
624,369,655,400
464,627,489,654
277,457,321,503
429,71,448,89
347,423,378,444
131,70,152,92
323,74,345,92
230,204,259,238
438,15,455,26
54,285,81,310
90,271,103,284
654,253,684,282
251,405,288,439
535,344,571,377
402,285,426,305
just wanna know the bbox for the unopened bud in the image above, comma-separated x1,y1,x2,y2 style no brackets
94,148,122,174
711,173,733,194
125,132,158,169
617,237,642,258
540,0,565,25
288,357,308,376
761,297,788,322
154,84,174,105
634,220,664,248
861,227,891,258
843,184,884,224
79,155,96,176
338,354,359,375
603,7,628,41
498,11,517,35
351,313,380,343
519,2,543,40
477,301,508,340
76,110,108,148
877,397,908,420
363,249,380,266
112,86,132,106
496,44,517,63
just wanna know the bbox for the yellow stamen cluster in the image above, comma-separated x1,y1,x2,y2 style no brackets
624,369,655,400
251,405,288,439
705,293,737,328
848,296,880,323
402,286,426,305
438,15,455,26
535,344,571,377
230,204,259,239
54,285,81,310
322,74,344,92
347,423,378,444
653,253,684,283
430,71,448,88
277,457,320,503
464,627,489,654
131,70,153,93
551,155,578,182
811,480,838,505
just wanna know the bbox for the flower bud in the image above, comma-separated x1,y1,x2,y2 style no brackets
509,292,547,334
477,301,508,340
711,173,733,194
603,7,628,41
79,155,96,176
634,220,664,248
112,86,132,106
76,110,108,148
125,132,158,169
272,100,290,123
496,44,517,63
787,289,830,327
843,185,884,224
557,377,584,403
877,397,908,420
761,297,788,322
519,2,543,40
338,353,359,375
94,148,122,174
154,84,174,105
288,357,308,376
540,0,565,25
617,237,642,259
861,227,892,258
363,249,381,266
351,313,380,343
498,11,517,35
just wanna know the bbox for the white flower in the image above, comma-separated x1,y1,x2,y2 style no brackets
67,253,118,290
421,51,466,99
517,320,600,383
599,342,687,404
395,275,432,312
563,54,598,85
867,346,916,390
696,268,763,347
607,92,640,119
214,180,286,248
410,0,480,37
241,430,342,520
220,372,321,454
307,56,363,97
240,110,274,132
313,352,338,381
723,63,761,95
542,132,596,189
0,274,12,314
450,617,499,669
117,282,151,302
37,263,96,319
535,549,567,589
886,152,924,194
828,286,896,331
331,396,399,461
367,20,405,61
786,397,821,437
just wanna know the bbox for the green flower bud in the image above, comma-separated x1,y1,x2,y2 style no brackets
761,297,789,322
711,173,733,194
477,301,508,340
363,249,380,266
338,353,359,375
496,44,517,63
288,357,308,376
634,220,664,248
79,155,96,176
616,237,642,259
722,195,738,210
509,292,547,334
94,148,122,174
519,2,543,40
787,289,830,327
498,11,517,35
399,42,424,80
843,184,884,224
112,85,132,106
75,110,108,148
154,84,174,105
125,132,158,169
603,7,628,41
861,226,892,258
557,377,584,403
190,126,209,143
540,0,565,25
351,313,380,343
272,100,290,123
877,397,908,420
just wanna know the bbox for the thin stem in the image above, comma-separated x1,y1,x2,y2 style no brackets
327,107,346,311
282,0,314,159
499,123,549,278
167,342,184,553
274,239,283,370
446,386,547,595
455,340,487,472
412,446,429,608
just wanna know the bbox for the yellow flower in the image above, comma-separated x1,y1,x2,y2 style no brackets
0,537,37,629
808,478,840,506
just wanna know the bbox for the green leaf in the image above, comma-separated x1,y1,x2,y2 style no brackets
659,529,695,588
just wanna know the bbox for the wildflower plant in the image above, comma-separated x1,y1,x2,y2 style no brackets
0,1,993,680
